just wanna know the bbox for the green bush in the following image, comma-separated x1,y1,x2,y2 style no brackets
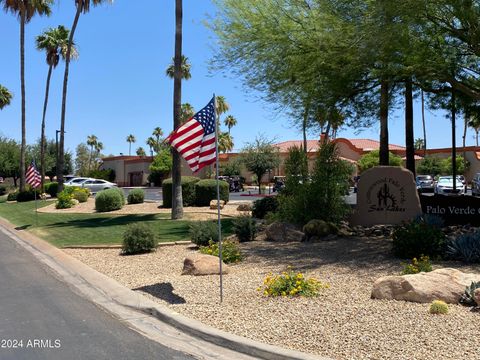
16,189,40,202
162,176,200,208
252,196,278,219
7,192,18,201
194,179,229,207
0,185,7,196
199,240,242,263
232,215,257,242
88,169,116,182
73,190,89,203
401,255,433,274
111,186,125,205
189,221,219,246
95,188,124,212
429,300,448,314
127,189,145,204
122,223,156,255
55,189,75,209
446,230,480,263
303,219,338,240
44,182,59,197
392,219,445,259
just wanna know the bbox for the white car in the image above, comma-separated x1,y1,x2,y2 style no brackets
434,176,466,196
65,177,90,186
78,178,117,193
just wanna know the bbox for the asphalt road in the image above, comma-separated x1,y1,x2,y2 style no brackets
0,230,193,360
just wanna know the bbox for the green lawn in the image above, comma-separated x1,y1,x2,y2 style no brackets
0,201,232,248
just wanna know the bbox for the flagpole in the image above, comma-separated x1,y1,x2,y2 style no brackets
214,93,223,303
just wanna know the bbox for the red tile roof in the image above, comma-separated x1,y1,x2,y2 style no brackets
274,140,320,153
273,138,406,153
346,138,405,151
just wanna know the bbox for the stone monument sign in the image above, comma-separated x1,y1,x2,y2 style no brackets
350,166,421,226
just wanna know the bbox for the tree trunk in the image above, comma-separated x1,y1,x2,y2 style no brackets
40,64,53,192
302,104,309,153
405,78,415,176
379,80,389,165
171,0,184,219
451,89,457,191
462,111,468,160
19,12,26,192
476,130,479,147
421,90,427,157
58,3,82,193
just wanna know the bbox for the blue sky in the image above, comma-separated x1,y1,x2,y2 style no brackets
0,0,473,157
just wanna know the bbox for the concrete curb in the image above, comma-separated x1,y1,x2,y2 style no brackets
0,217,328,360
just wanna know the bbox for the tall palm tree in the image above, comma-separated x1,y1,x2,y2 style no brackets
152,127,163,145
36,25,77,190
57,0,112,192
180,103,194,124
215,95,229,117
223,115,237,134
1,0,52,191
92,141,103,169
166,55,191,80
146,136,156,156
414,138,424,150
0,85,13,109
86,134,98,172
171,0,184,220
126,134,136,156
136,147,146,156
218,132,234,153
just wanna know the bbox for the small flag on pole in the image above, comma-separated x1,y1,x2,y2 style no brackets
167,97,217,173
26,161,41,188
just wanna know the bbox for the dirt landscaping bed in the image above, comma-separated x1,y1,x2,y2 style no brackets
64,236,480,360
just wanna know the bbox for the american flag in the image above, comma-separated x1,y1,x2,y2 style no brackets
26,161,41,188
168,97,217,173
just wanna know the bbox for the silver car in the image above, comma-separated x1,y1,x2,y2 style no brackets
65,177,90,186
77,178,117,193
434,176,466,196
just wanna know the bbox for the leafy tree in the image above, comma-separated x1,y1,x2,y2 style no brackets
1,0,53,191
126,134,136,155
240,135,280,194
57,0,113,192
441,156,468,176
468,112,480,147
0,137,20,187
165,55,191,80
75,143,90,176
29,139,73,180
136,147,146,156
220,157,242,177
148,148,172,186
417,156,443,177
37,25,76,190
358,150,402,173
0,85,13,109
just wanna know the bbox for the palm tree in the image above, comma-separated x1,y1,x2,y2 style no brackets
1,0,52,191
57,0,112,192
180,103,194,124
86,134,98,172
92,141,103,169
223,115,237,134
126,134,136,155
171,0,184,220
215,95,229,117
152,127,163,145
37,25,77,190
146,136,156,156
166,55,191,80
414,138,425,150
136,147,146,156
0,85,13,109
218,132,234,153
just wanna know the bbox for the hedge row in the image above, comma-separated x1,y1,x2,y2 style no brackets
162,177,229,208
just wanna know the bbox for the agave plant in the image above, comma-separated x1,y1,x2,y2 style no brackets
459,281,480,307
446,230,480,263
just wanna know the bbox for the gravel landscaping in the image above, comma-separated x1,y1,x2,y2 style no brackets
64,236,480,360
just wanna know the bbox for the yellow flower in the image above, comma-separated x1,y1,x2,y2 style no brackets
296,280,301,286
285,275,290,280
296,273,304,279
256,287,261,291
264,290,269,296
281,291,286,296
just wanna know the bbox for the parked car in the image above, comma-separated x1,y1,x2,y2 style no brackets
0,177,3,183
78,178,117,193
65,177,90,186
472,173,480,196
416,175,434,193
272,176,286,193
434,176,466,196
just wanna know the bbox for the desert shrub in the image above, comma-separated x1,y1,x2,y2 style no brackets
110,186,125,204
162,176,200,208
148,148,172,186
88,168,116,182
259,266,329,297
392,220,445,259
0,185,7,196
303,219,338,240
95,188,124,212
194,179,229,207
44,182,59,197
16,189,40,202
199,240,242,263
73,190,88,203
189,221,219,246
421,214,445,229
7,192,18,201
122,223,156,255
459,281,480,307
446,230,480,263
55,189,75,209
252,196,278,219
401,255,433,275
429,300,448,314
127,189,145,204
232,215,256,242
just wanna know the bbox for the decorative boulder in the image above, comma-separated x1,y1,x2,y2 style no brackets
474,288,480,305
371,268,480,304
303,219,338,241
210,200,225,210
265,222,304,242
182,254,229,276
236,203,252,212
